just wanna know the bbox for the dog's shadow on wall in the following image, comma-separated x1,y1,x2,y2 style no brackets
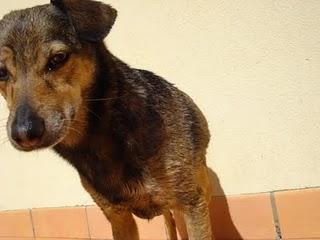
174,168,243,240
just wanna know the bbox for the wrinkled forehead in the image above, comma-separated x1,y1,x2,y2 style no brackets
0,4,78,63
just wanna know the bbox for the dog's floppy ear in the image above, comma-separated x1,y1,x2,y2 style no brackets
51,0,117,42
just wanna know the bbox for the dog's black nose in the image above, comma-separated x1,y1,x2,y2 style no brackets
11,104,45,149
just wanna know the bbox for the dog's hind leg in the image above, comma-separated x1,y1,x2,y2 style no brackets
163,210,178,240
180,164,213,240
182,193,212,240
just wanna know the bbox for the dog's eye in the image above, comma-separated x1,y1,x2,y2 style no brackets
47,52,69,71
0,68,9,81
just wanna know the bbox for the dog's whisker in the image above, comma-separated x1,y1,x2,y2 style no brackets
84,106,101,120
65,126,82,136
63,119,87,124
85,96,124,102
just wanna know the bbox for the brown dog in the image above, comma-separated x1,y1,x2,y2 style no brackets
0,0,212,239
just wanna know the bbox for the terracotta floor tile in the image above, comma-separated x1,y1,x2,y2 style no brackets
0,238,34,240
275,188,320,239
210,194,275,240
135,215,166,239
35,239,90,240
31,207,89,238
0,210,34,238
175,194,275,240
35,238,90,240
86,205,112,239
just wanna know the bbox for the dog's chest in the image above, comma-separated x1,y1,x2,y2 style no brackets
129,192,164,219
55,144,166,219
126,178,169,219
83,175,165,219
113,179,166,219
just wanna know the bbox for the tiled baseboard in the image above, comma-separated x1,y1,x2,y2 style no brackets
0,187,319,240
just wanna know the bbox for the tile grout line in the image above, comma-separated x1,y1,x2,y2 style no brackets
28,208,36,238
84,206,92,239
270,192,282,240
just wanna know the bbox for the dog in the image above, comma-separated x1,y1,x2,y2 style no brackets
0,0,213,239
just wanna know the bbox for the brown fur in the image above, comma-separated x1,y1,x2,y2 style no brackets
0,1,213,239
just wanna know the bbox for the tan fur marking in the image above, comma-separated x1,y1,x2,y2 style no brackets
0,47,16,104
195,164,213,203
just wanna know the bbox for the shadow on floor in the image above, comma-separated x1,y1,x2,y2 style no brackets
174,168,243,240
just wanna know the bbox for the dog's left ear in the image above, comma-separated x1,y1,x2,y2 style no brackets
51,0,117,42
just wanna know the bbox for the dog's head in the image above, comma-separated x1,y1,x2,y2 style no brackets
0,0,116,151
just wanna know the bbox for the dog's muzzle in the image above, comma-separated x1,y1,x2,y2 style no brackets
11,104,45,149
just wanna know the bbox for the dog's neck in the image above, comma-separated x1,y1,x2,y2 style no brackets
52,41,166,205
53,42,149,190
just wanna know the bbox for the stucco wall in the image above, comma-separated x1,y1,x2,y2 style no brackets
0,0,319,210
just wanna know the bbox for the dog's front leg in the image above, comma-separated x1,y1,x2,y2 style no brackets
80,176,139,240
103,208,140,240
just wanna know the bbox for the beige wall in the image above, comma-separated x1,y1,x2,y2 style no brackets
0,0,320,210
